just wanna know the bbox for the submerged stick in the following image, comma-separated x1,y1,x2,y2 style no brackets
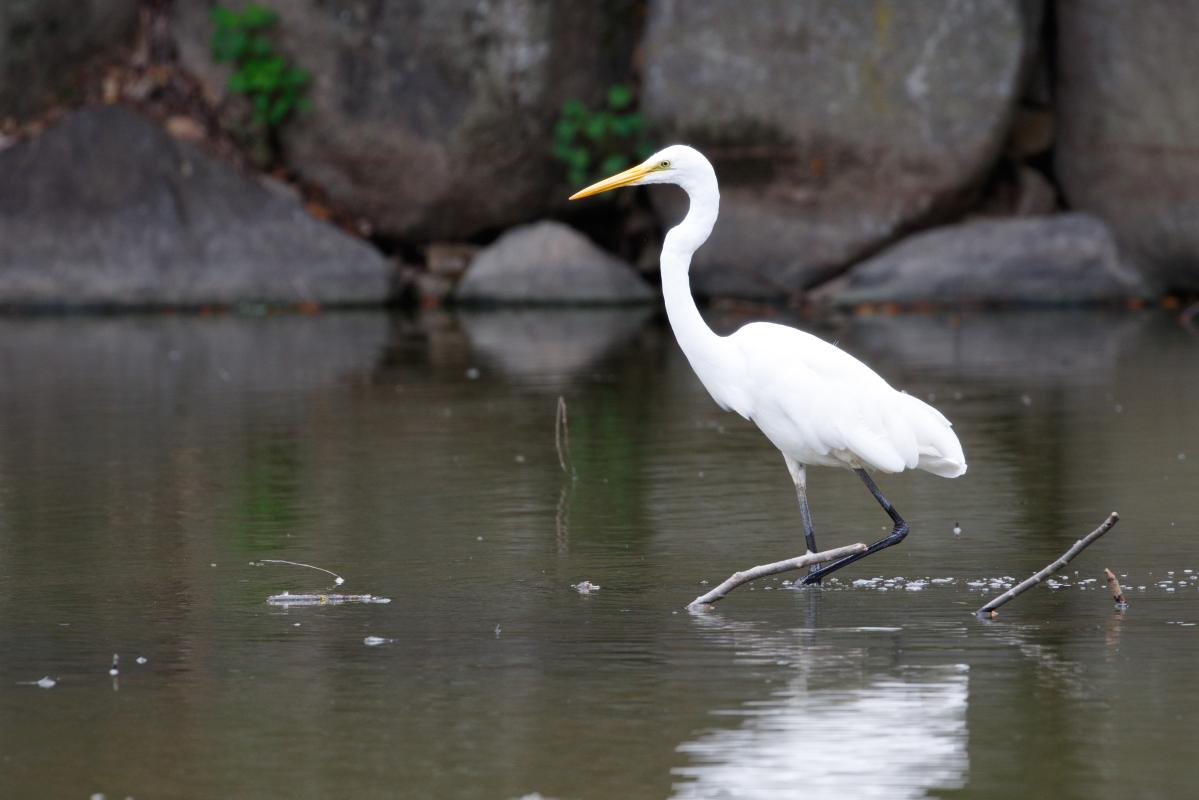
1104,568,1129,608
975,512,1120,617
688,543,868,608
267,592,391,606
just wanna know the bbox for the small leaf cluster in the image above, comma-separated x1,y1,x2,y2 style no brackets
554,84,654,188
210,4,310,130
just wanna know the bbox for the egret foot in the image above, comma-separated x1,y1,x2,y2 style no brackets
800,469,909,585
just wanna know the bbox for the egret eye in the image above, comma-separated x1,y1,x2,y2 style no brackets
659,160,670,169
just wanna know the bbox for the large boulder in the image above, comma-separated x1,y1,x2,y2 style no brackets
642,0,1034,299
0,0,139,118
823,213,1145,306
455,221,654,305
1055,0,1199,291
172,1,639,241
0,105,392,308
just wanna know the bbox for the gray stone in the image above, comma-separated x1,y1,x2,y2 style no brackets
0,105,392,308
1055,0,1199,291
0,0,139,117
642,0,1033,299
172,0,639,241
455,221,653,305
824,214,1145,306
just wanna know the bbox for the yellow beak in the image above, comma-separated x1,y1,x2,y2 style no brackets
569,162,655,200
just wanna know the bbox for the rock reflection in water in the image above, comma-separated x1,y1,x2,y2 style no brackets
838,310,1149,386
457,307,654,387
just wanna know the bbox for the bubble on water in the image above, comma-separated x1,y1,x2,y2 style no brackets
573,581,601,594
136,656,148,665
514,454,526,463
931,577,954,584
465,367,480,380
1021,394,1032,406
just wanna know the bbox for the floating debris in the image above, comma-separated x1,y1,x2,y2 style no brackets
267,592,391,606
363,636,391,646
109,654,119,677
18,676,57,689
494,624,502,637
136,656,148,665
952,522,962,535
573,581,601,594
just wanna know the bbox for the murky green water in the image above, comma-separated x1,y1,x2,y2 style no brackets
1,308,1196,799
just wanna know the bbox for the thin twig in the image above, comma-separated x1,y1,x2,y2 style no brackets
975,512,1120,617
555,396,574,477
257,559,345,588
688,543,868,608
1104,567,1129,608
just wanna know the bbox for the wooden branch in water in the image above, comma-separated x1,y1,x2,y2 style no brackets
975,512,1121,617
1104,567,1129,608
688,543,868,608
555,395,574,477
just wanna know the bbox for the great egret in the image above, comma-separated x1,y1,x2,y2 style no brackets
570,145,966,584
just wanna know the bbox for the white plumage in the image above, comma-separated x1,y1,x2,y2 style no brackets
571,145,966,583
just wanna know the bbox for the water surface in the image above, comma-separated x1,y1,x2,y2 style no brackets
0,308,1196,799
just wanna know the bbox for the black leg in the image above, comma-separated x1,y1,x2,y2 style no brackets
800,469,909,585
787,459,822,582
798,488,821,583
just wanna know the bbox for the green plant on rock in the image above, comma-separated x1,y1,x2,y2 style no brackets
210,4,310,161
554,84,654,189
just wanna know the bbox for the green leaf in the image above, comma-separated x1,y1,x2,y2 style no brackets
242,4,279,30
268,97,291,125
599,153,625,176
210,7,239,28
584,116,605,141
228,70,249,93
607,83,632,110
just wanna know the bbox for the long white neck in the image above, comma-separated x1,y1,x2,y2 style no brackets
659,165,738,406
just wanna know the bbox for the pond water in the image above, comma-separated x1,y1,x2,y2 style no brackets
0,307,1196,799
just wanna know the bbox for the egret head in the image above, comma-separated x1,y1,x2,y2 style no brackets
569,145,713,200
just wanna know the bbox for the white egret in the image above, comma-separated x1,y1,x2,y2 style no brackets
570,146,966,584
